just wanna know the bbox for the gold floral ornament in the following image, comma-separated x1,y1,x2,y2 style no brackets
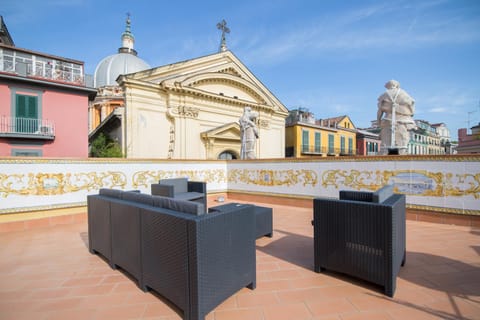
228,169,317,187
132,169,227,188
321,169,480,198
0,171,127,198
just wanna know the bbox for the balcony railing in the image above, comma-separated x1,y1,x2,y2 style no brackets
300,145,356,156
0,46,85,86
0,116,55,139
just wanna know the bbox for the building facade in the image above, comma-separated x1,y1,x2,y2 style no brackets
457,123,480,154
408,120,449,155
285,109,357,157
0,17,96,157
115,51,288,159
356,129,381,156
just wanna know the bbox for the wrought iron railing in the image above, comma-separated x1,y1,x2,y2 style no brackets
0,116,55,137
300,145,356,156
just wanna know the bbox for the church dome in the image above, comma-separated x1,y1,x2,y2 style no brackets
94,53,150,87
93,15,150,88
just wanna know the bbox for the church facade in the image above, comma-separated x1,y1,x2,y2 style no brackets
90,17,288,159
117,51,288,159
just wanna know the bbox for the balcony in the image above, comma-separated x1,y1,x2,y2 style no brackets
0,116,55,140
0,195,478,319
0,44,85,86
301,145,356,156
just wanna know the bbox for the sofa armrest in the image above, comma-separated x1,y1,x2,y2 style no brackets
372,184,394,203
151,183,174,197
188,181,207,194
188,206,256,319
87,195,113,262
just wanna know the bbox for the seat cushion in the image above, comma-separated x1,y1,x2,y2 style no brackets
160,178,188,194
152,195,204,215
174,192,204,201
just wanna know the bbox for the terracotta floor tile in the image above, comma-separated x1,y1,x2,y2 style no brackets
236,291,280,307
263,302,312,320
307,298,357,317
44,308,98,320
340,311,394,320
93,304,146,320
142,301,181,318
0,201,479,320
213,307,264,320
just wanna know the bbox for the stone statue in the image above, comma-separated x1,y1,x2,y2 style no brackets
239,106,259,159
377,80,416,155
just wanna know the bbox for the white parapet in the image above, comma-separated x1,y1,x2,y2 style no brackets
0,156,479,215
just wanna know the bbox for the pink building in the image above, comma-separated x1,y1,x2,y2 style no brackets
0,16,96,157
457,124,480,154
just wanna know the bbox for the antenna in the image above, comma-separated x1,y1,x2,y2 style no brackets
467,101,480,133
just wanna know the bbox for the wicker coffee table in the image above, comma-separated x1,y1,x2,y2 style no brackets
209,203,273,239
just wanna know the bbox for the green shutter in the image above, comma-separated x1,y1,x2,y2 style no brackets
328,134,334,153
15,94,38,133
314,132,321,153
302,130,309,152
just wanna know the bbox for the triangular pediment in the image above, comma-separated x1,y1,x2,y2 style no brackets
121,51,288,114
201,122,241,141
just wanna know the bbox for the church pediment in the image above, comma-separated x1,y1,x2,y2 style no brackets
123,51,289,114
201,122,241,141
177,71,271,105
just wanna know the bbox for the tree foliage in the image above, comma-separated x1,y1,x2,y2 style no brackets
90,133,123,158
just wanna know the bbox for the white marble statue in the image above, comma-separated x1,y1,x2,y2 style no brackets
377,80,416,155
239,106,259,159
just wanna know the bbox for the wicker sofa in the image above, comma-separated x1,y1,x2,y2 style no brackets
151,178,207,213
312,185,406,297
87,188,256,320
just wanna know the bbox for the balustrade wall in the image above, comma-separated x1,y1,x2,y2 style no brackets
1,155,479,215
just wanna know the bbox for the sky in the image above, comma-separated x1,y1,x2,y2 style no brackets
2,0,480,140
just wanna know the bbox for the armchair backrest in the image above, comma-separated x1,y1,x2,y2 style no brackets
372,184,394,203
339,184,395,204
159,178,188,194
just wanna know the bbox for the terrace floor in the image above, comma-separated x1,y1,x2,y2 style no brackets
0,199,479,320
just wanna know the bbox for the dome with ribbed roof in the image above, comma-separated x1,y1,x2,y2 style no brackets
93,15,150,88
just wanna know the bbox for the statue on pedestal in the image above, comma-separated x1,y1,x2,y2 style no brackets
377,80,416,155
239,106,259,159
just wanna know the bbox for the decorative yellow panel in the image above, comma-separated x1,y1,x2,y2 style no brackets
228,169,318,187
0,171,127,197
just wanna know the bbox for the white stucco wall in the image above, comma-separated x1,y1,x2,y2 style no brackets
1,156,479,215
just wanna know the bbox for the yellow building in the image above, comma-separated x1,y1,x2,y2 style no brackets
285,109,357,157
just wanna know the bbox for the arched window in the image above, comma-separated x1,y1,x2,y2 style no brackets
218,151,237,160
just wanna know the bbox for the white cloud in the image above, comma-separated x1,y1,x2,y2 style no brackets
239,1,480,66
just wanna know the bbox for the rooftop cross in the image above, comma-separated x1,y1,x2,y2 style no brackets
216,19,230,52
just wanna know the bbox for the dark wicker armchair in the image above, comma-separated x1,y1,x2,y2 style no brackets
312,185,406,297
151,178,207,213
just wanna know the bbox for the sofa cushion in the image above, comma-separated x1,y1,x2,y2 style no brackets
122,192,155,206
159,178,188,194
372,185,394,203
99,188,124,199
152,195,204,215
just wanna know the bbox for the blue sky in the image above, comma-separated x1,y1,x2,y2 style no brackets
3,0,480,140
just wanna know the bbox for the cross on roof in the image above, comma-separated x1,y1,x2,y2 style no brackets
216,19,230,52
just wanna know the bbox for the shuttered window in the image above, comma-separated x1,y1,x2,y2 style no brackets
15,94,38,133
